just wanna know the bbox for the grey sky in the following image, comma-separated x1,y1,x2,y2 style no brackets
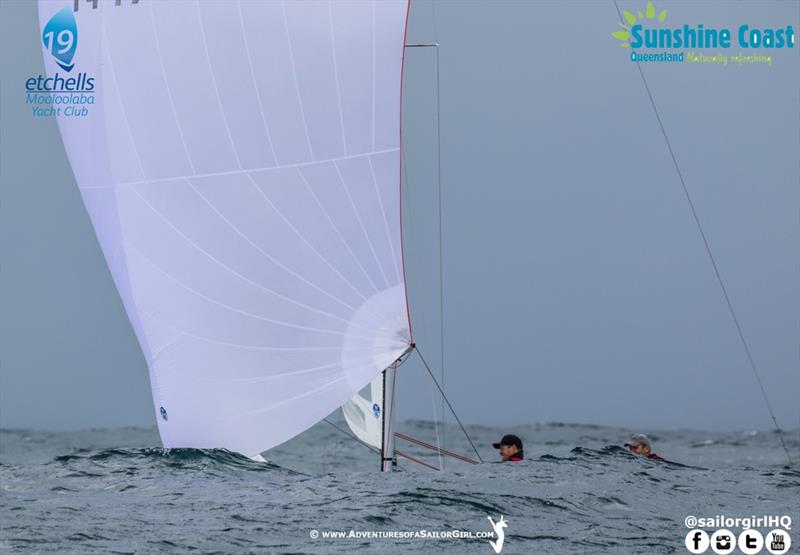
1,0,798,434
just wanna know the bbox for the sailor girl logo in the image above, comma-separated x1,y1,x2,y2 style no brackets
42,6,78,72
487,515,508,554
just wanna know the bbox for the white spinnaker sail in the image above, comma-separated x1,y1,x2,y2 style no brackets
38,0,411,457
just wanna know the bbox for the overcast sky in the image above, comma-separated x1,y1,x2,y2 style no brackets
1,0,798,434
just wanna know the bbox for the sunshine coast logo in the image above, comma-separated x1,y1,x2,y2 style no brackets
611,0,795,67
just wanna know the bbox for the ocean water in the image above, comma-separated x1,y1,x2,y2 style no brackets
1,421,798,554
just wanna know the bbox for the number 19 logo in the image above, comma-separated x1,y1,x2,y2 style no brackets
42,6,78,72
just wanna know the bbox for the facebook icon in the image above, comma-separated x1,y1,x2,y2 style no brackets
685,529,709,553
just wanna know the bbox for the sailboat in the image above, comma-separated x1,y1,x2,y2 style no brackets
38,0,434,471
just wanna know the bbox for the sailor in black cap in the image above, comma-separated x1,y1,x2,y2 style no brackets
493,434,524,462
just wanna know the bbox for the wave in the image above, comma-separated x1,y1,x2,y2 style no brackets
51,447,306,475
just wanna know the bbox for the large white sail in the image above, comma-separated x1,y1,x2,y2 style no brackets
37,0,411,457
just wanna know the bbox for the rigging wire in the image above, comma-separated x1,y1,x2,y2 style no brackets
403,0,445,466
396,449,440,470
611,0,794,467
395,431,480,465
431,387,444,470
323,417,380,454
431,0,446,468
415,345,484,463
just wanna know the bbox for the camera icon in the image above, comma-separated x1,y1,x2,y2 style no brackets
710,529,735,554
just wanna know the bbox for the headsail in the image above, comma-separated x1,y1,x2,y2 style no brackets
38,0,411,457
342,376,384,450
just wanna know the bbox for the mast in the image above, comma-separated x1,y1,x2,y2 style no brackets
380,362,398,472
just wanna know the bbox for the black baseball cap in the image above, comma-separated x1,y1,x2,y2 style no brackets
493,434,523,450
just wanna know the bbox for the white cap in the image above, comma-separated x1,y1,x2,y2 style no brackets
625,433,652,448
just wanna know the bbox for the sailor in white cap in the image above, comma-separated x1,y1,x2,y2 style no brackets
624,433,666,461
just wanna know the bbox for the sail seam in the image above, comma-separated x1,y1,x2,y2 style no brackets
189,182,364,315
147,0,196,174
195,0,243,170
327,0,349,157
246,172,381,307
237,1,280,165
179,352,384,384
129,184,378,335
101,24,146,181
371,0,377,151
142,311,341,353
79,148,400,190
296,166,383,294
333,161,392,289
122,240,377,339
368,156,403,285
281,0,315,160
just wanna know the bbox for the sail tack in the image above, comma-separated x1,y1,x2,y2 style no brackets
38,0,411,456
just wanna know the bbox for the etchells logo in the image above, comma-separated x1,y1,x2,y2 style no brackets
611,0,795,67
42,6,77,71
26,5,96,118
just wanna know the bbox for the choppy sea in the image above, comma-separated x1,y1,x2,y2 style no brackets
1,421,798,554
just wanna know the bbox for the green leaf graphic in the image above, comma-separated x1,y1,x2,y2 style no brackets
613,3,665,46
